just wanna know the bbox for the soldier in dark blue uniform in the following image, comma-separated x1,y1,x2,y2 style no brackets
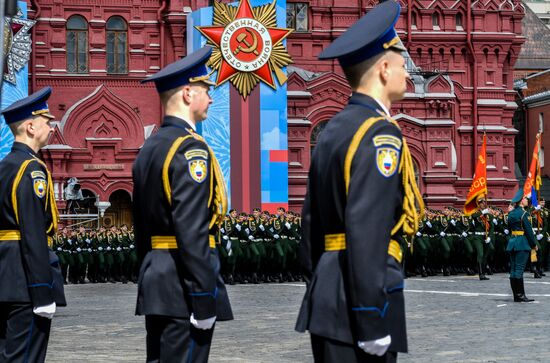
507,190,536,302
295,2,424,362
0,87,66,362
133,46,232,363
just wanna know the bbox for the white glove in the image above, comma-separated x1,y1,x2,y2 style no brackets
358,335,391,357
537,234,544,241
226,241,232,251
76,247,81,252
485,237,491,244
248,235,254,241
259,225,265,231
235,224,241,231
440,232,446,237
416,232,422,237
426,221,432,228
462,232,468,238
274,234,280,239
67,239,72,244
223,235,229,240
86,238,91,243
117,247,122,251
190,313,216,330
245,228,250,234
57,247,62,251
493,218,498,225
88,248,92,252
504,229,509,235
220,228,225,233
535,205,542,211
33,302,56,319
482,208,490,215
98,247,104,251
285,222,291,229
451,219,456,226
130,244,134,249
107,246,112,251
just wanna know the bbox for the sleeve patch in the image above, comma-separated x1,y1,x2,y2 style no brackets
31,170,46,179
188,159,208,183
376,147,399,178
373,135,402,150
185,149,208,160
33,178,47,198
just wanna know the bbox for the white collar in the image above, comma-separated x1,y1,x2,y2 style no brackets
373,98,391,117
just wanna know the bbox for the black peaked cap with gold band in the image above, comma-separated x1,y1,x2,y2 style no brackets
318,1,406,67
1,87,55,124
141,46,216,92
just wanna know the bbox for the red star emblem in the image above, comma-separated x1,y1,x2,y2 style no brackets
197,0,293,90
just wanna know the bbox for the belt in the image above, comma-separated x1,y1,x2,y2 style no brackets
512,231,524,236
151,235,216,249
474,232,485,236
324,233,402,263
0,230,53,248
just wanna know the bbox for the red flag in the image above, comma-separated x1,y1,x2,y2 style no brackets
524,134,540,197
464,134,488,215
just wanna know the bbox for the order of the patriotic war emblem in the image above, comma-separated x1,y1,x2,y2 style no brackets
196,0,293,98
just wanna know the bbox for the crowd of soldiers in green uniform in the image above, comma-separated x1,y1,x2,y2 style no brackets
405,199,550,280
52,225,138,284
216,207,303,285
52,200,550,285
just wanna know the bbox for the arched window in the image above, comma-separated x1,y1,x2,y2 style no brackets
66,15,88,73
310,120,328,154
106,16,128,74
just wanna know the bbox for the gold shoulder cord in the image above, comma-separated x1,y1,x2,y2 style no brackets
188,130,228,229
344,116,424,238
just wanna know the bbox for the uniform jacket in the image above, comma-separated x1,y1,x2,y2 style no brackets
133,116,232,321
507,206,536,252
0,142,66,307
295,93,407,352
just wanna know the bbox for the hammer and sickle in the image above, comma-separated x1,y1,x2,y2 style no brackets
233,28,259,56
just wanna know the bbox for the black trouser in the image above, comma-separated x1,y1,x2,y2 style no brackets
145,315,214,363
0,303,51,363
311,334,398,363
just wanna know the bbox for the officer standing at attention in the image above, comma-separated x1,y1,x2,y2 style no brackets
133,46,232,363
295,2,424,362
0,87,66,362
507,190,536,302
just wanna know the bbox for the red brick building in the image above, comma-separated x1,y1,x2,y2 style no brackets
26,0,527,224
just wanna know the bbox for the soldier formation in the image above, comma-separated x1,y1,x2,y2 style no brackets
405,200,550,280
216,207,302,285
52,225,138,284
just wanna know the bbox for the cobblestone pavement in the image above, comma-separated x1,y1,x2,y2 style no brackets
47,273,550,362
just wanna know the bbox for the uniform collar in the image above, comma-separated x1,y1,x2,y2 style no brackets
349,92,390,116
161,116,196,132
11,141,38,157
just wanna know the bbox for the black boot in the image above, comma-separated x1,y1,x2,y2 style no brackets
539,263,546,276
479,263,489,280
534,268,542,279
510,278,519,302
516,278,534,302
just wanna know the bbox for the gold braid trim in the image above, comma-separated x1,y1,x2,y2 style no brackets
344,115,424,239
11,159,34,225
162,136,194,205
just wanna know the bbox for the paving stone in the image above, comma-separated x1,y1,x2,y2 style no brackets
47,274,550,362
